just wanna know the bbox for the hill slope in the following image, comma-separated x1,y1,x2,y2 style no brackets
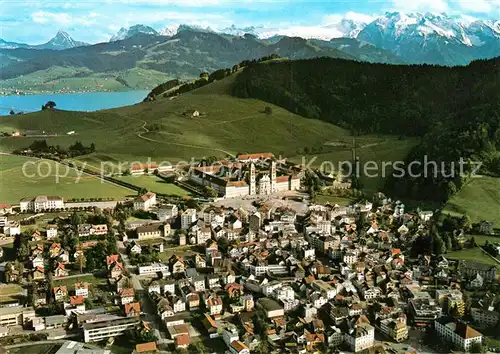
0,30,404,94
232,57,499,137
0,75,361,164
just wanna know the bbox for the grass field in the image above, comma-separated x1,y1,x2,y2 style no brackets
0,283,22,296
0,154,132,204
116,175,190,196
443,176,500,224
468,234,500,245
315,194,355,206
53,274,106,288
0,74,419,198
446,247,500,270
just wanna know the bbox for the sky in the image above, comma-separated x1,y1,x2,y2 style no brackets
1,0,499,44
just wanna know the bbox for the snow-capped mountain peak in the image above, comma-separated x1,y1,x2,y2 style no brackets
50,30,78,47
159,24,180,37
110,24,159,42
33,30,88,50
357,12,500,65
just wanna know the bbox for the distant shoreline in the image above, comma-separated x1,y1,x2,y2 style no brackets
0,88,149,97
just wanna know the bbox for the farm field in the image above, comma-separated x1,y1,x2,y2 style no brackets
443,176,500,224
116,175,190,197
0,154,132,204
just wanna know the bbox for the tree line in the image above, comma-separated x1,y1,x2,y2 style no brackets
14,140,96,159
232,56,500,202
144,53,282,100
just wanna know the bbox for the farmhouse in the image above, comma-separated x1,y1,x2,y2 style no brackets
20,196,64,212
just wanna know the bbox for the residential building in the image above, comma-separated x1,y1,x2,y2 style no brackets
0,306,36,327
54,263,68,277
458,261,497,281
78,224,108,237
181,209,197,230
230,341,250,354
380,318,408,342
53,286,68,302
46,224,58,239
134,192,157,211
435,317,483,351
124,302,141,317
344,323,375,352
75,282,89,298
138,263,169,276
158,204,179,222
4,221,20,236
0,204,12,215
82,317,140,342
207,297,223,315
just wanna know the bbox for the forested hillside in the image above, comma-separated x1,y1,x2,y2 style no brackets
232,57,500,202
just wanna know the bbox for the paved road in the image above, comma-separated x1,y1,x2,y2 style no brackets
4,339,100,349
54,272,93,280
117,241,167,343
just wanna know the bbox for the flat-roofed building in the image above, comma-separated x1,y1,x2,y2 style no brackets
82,316,140,342
0,306,36,327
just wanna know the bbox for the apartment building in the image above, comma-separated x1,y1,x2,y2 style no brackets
181,209,197,230
344,323,375,352
435,317,483,351
82,317,140,342
0,306,36,327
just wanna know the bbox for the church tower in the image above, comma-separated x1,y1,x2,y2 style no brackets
249,163,256,195
270,160,277,193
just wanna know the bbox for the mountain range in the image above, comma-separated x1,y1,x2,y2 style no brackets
0,12,498,94
0,30,88,50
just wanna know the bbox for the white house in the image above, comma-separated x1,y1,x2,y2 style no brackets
134,192,157,211
4,221,20,236
434,317,483,351
157,204,178,222
138,263,170,276
344,323,375,352
46,225,58,239
75,282,89,298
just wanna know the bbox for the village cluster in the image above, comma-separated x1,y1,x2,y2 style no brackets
0,155,499,354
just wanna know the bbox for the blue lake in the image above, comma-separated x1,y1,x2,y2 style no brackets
0,90,149,116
